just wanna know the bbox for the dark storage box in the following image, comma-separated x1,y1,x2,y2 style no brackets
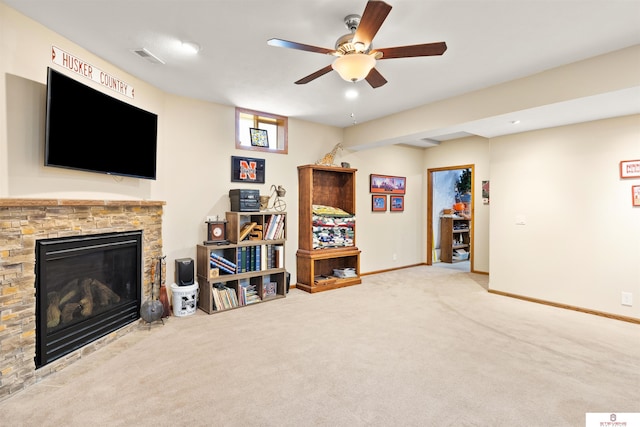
229,189,260,212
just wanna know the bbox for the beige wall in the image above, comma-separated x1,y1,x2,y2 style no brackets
489,115,640,318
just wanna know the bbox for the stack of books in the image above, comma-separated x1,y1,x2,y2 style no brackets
211,284,238,310
209,253,237,274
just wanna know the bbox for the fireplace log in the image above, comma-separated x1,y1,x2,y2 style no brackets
61,302,81,323
79,278,94,317
59,278,80,306
91,279,121,306
46,292,61,328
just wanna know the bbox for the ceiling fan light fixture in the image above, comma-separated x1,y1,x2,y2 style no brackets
332,53,375,83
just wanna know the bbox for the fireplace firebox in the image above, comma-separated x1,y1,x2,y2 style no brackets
35,231,143,368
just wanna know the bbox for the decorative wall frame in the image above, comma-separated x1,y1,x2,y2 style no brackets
370,174,406,194
482,180,490,205
633,185,640,207
620,159,640,179
390,195,404,212
372,195,387,212
231,156,265,183
249,128,269,147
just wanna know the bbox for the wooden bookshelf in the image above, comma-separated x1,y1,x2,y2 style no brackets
196,211,287,313
440,216,470,263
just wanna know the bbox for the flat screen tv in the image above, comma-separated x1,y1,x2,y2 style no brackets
45,67,158,180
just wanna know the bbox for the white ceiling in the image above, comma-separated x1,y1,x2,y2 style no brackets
4,0,640,146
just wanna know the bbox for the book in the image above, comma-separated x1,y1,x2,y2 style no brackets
210,253,237,270
274,245,284,269
209,259,235,274
265,214,277,240
274,215,285,239
239,222,257,241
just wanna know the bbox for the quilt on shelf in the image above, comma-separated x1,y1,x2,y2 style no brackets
312,205,355,249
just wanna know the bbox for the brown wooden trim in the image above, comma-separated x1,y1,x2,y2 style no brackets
488,289,640,325
426,165,475,271
361,263,426,276
0,198,165,207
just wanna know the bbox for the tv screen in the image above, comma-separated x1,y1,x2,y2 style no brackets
45,67,158,180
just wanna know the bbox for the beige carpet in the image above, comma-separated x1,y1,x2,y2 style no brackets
2,266,638,426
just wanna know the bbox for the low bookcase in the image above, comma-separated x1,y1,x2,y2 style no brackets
196,211,287,314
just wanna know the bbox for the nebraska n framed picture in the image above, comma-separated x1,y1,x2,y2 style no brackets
231,156,265,183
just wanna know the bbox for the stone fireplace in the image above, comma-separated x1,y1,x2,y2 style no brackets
0,199,164,400
35,231,143,368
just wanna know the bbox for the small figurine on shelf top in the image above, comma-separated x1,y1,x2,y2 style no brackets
315,142,343,166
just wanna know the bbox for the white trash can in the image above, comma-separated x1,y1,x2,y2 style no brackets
170,282,198,317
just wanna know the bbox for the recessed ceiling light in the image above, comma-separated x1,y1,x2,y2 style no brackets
345,88,358,99
181,41,200,54
511,120,521,125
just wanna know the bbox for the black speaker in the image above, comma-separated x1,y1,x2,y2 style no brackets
175,258,194,286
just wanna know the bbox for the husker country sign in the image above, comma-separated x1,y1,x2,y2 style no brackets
51,45,134,98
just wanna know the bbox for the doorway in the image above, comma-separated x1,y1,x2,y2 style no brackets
427,165,474,272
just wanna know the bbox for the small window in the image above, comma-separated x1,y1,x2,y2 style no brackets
235,107,288,154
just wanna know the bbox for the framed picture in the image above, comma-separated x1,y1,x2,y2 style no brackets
370,174,406,194
633,185,640,207
620,160,640,179
231,156,265,183
372,195,387,212
390,195,404,212
249,128,269,147
482,180,490,205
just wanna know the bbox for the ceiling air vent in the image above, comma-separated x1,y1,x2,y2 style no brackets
131,48,165,64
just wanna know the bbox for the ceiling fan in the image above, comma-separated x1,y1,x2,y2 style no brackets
267,0,447,88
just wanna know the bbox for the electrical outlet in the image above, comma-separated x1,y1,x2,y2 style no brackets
621,292,633,307
392,253,397,261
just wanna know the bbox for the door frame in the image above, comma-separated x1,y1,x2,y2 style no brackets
426,164,475,272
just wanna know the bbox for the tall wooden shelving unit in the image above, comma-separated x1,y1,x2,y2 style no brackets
296,164,361,293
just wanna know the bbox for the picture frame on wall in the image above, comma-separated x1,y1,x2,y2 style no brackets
633,185,640,207
620,160,640,179
231,156,265,183
390,195,404,212
372,195,387,212
370,174,406,194
249,128,269,147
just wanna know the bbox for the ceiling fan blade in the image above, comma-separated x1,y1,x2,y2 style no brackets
365,67,387,88
295,65,334,85
376,42,447,59
353,1,393,48
267,38,336,55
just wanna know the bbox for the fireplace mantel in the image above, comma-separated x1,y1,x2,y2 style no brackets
0,198,165,207
0,198,165,400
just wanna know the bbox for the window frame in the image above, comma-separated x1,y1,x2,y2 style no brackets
235,107,288,154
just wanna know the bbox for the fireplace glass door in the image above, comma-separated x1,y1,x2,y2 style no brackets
35,231,142,367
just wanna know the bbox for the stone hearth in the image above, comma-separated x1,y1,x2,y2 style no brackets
0,199,164,400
